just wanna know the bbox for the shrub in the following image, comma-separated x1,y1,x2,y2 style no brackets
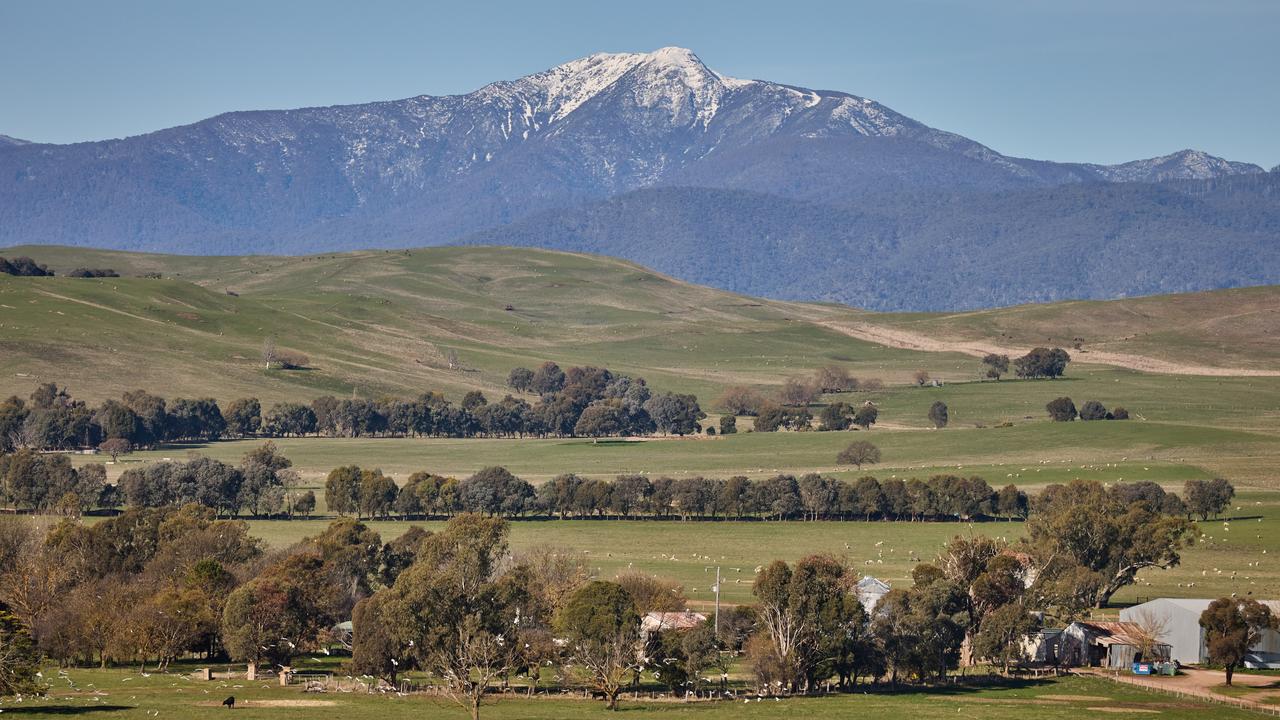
928,401,948,428
1079,400,1108,421
1046,397,1077,422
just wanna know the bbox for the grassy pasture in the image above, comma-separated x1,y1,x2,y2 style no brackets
0,664,1262,719
0,246,957,405
6,244,1280,626
3,245,1278,418
91,412,1277,488
230,486,1280,610
867,284,1280,373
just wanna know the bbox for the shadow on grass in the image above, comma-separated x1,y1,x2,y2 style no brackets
565,439,650,446
0,706,132,715
869,677,1057,696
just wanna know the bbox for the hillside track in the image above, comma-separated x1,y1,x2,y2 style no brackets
815,320,1280,377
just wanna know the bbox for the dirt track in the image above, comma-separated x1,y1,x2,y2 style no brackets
817,320,1280,378
1082,667,1280,713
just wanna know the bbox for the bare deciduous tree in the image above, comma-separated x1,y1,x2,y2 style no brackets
261,337,277,370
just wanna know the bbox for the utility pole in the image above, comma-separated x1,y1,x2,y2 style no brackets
712,566,721,639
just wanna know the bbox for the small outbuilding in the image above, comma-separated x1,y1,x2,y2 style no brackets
638,610,707,661
1059,621,1169,668
1019,627,1064,666
332,620,354,651
640,610,706,636
857,576,891,613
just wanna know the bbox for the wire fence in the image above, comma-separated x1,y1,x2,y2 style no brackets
1081,669,1280,717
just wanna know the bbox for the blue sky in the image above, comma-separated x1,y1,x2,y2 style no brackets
1,0,1276,167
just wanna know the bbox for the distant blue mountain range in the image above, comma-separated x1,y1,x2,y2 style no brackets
1,47,1274,310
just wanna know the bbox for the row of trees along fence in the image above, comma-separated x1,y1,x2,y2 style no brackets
0,367,704,454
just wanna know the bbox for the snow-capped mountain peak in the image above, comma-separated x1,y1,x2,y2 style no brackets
523,51,650,122
520,47,745,125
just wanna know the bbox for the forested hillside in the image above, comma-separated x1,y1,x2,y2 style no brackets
465,171,1280,310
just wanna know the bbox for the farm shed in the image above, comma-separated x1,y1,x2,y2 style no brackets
1120,598,1280,667
857,576,891,613
638,610,707,660
640,610,706,636
1059,621,1170,668
1019,627,1064,665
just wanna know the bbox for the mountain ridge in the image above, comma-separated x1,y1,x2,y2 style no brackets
0,47,1273,310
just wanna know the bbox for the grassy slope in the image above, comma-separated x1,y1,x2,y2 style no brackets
0,245,956,405
859,285,1280,372
8,243,1280,486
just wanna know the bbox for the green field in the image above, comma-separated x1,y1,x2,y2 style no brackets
5,246,1280,494
0,245,960,405
0,664,1262,720
7,244,1280,617
93,406,1278,488
220,482,1277,610
867,284,1280,374
2,244,1278,407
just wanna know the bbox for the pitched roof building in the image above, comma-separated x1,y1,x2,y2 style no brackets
856,576,892,613
1121,598,1280,667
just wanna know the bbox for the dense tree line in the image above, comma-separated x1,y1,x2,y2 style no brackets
0,451,108,514
117,442,301,518
0,367,703,455
320,468,1034,523
0,480,1228,709
0,442,309,518
0,385,224,454
0,506,418,682
5,439,1232,533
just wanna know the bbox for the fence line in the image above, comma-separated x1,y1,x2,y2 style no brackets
1081,670,1280,717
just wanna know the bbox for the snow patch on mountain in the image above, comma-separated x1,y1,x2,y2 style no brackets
1088,149,1264,182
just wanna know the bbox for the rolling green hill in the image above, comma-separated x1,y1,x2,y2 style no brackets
0,244,962,405
3,244,1280,430
5,244,1280,491
842,285,1280,374
4,244,1279,405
